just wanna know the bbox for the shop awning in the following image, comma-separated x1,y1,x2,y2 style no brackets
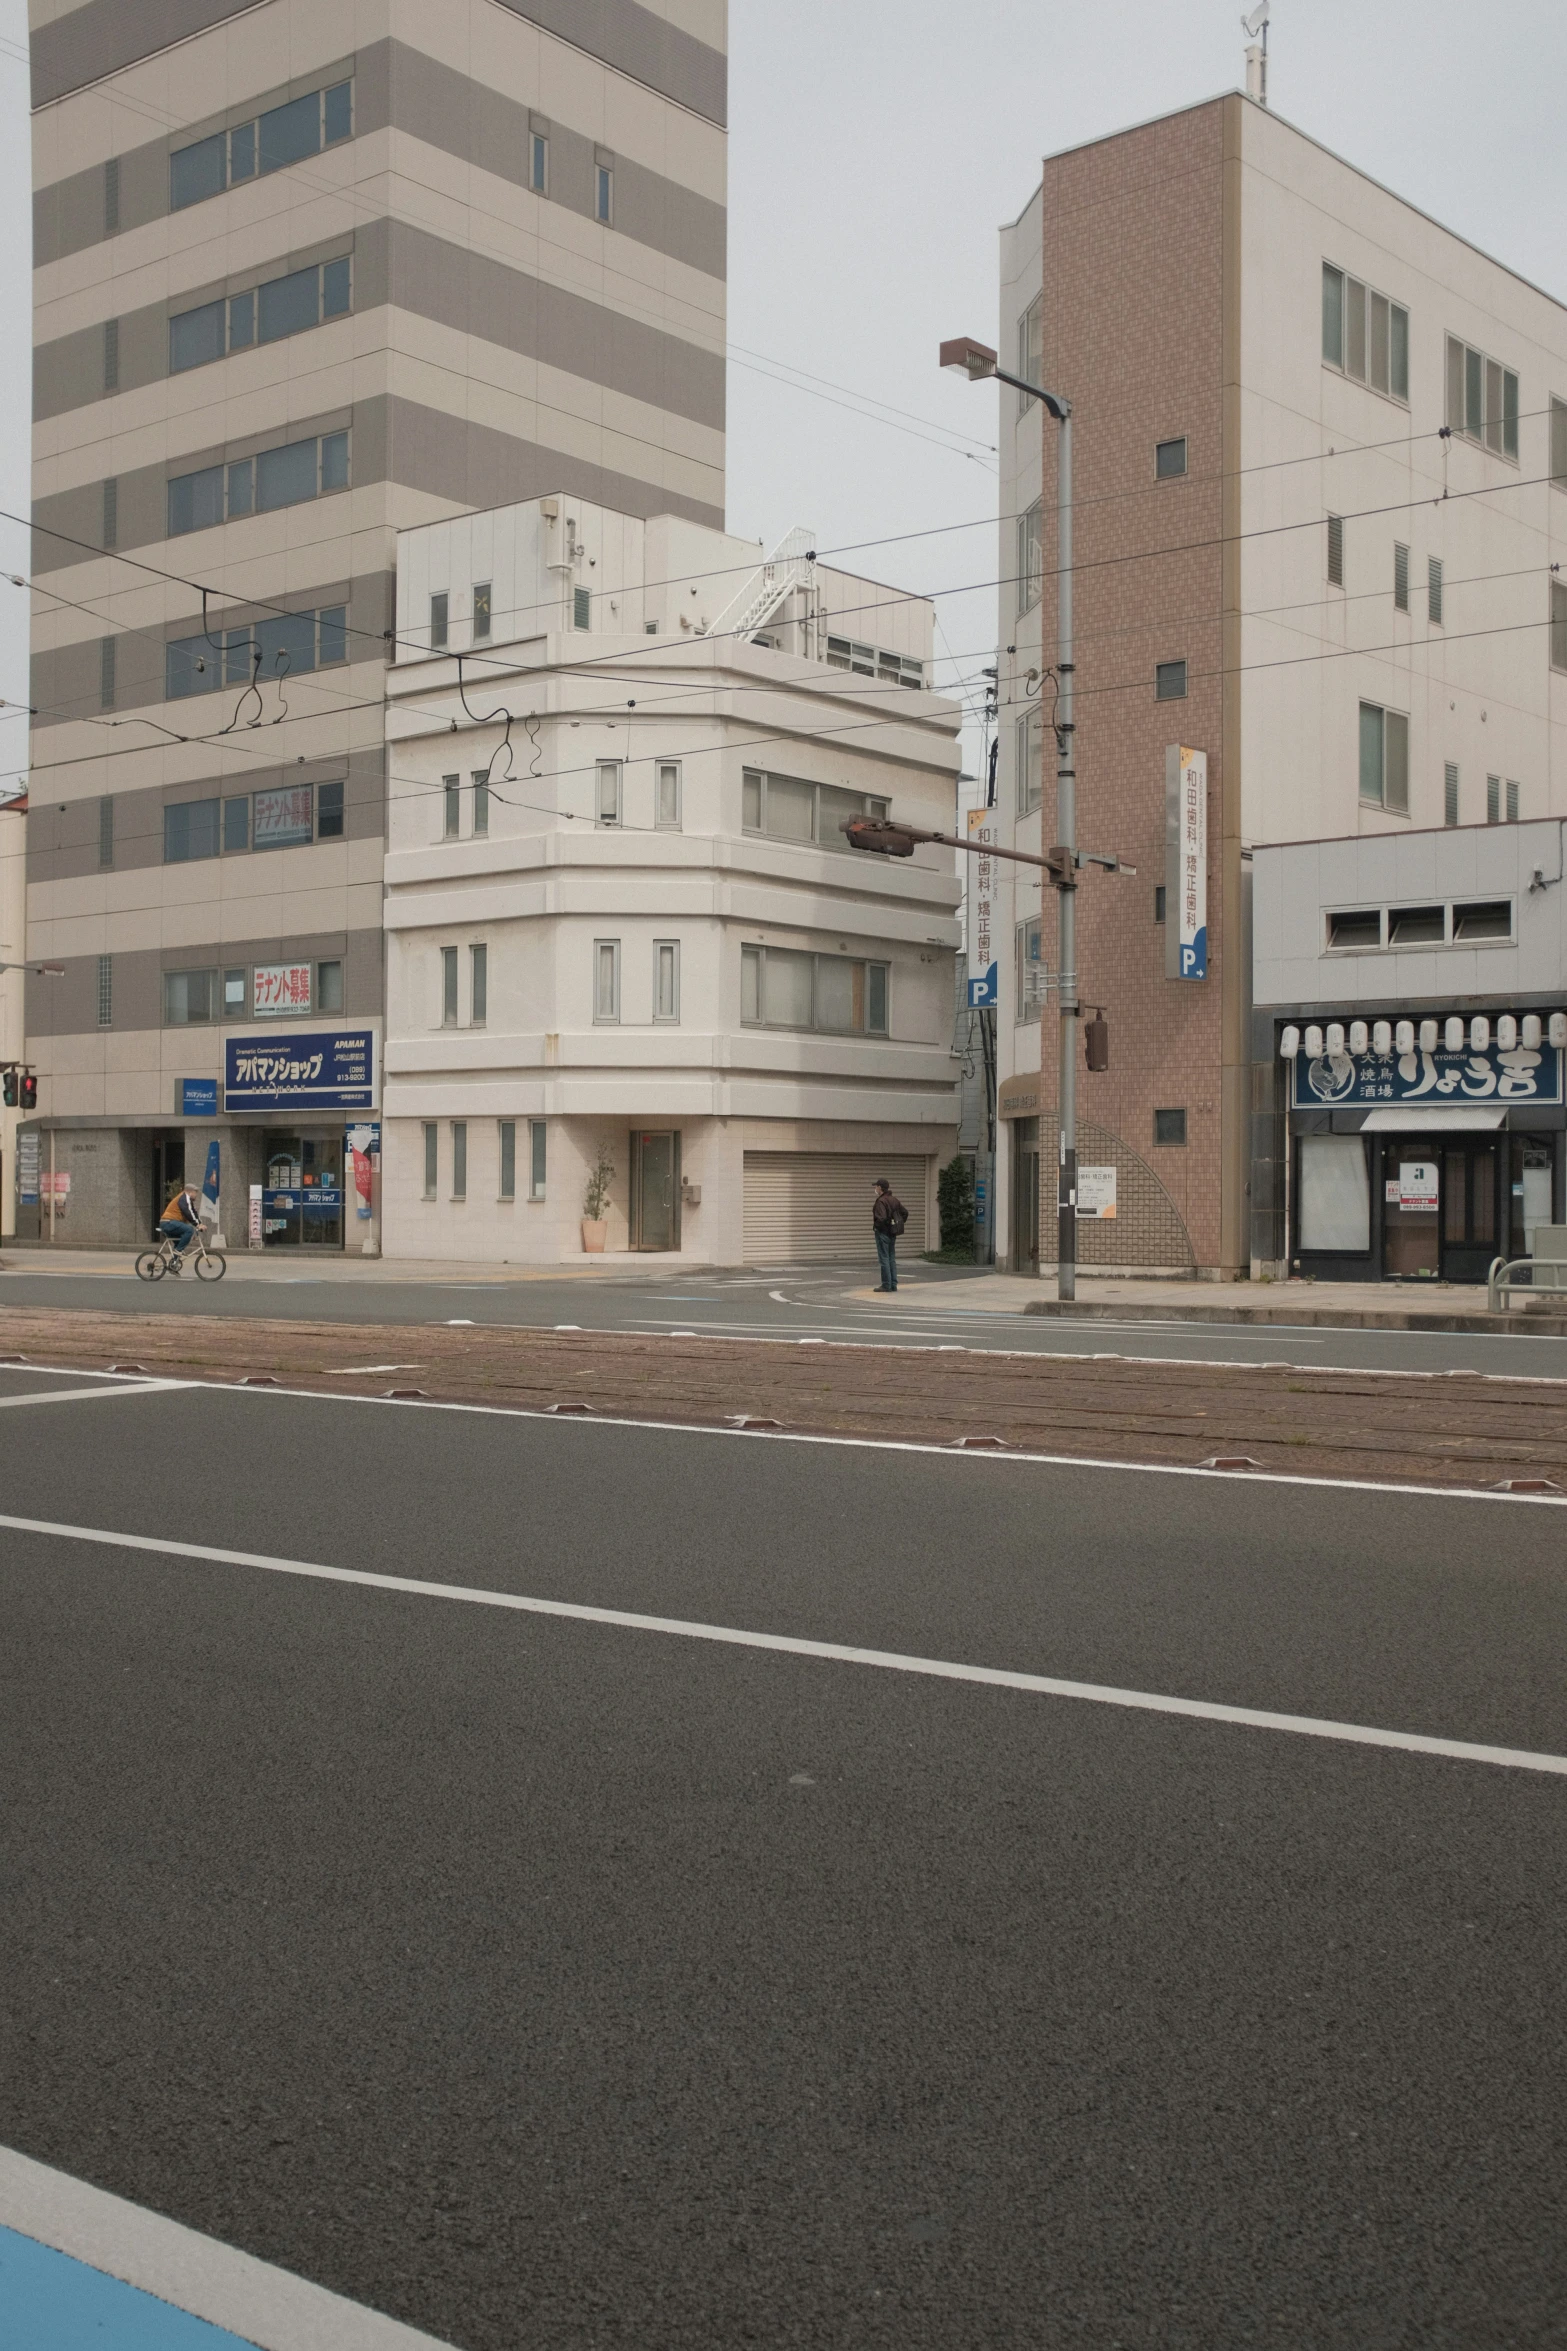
1360,1107,1505,1131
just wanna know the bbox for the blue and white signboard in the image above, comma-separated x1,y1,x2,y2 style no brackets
180,1078,217,1116
967,808,999,1009
224,1028,377,1113
1291,1039,1563,1110
1165,745,1208,981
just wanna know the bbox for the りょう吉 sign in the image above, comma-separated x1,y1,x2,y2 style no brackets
224,1028,377,1112
1292,1038,1563,1110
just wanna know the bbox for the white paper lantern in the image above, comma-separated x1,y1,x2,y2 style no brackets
1419,1019,1438,1052
1373,1021,1393,1054
1279,1025,1300,1058
1304,1024,1324,1059
1469,1015,1490,1052
1445,1016,1465,1052
1522,1014,1543,1050
1325,1021,1346,1055
1497,1015,1517,1051
1551,1012,1567,1049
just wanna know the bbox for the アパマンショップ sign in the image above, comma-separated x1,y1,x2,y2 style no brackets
224,1028,376,1112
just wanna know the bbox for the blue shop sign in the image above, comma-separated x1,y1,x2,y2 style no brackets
1292,1038,1563,1110
224,1028,377,1112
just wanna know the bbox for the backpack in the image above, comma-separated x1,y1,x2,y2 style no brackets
888,1199,908,1237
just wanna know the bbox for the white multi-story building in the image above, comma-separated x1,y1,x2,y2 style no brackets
380,497,963,1263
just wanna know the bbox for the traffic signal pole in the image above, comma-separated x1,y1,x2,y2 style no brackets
1054,407,1077,1298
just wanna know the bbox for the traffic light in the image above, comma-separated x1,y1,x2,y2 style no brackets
19,1071,36,1111
1,1069,14,1108
1084,1012,1110,1073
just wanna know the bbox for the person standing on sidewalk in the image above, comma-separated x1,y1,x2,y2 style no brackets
872,1178,907,1293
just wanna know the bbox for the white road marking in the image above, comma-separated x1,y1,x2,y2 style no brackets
0,2142,458,2351
5,1507,1566,1780
0,1380,184,1410
769,1289,790,1303
326,1364,423,1376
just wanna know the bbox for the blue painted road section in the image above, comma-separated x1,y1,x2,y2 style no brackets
0,2222,260,2347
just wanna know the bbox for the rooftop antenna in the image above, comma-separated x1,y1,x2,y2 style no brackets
1241,0,1270,104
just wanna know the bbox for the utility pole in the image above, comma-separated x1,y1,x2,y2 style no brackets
940,336,1081,1297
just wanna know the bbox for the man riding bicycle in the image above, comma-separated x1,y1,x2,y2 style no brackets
157,1181,203,1270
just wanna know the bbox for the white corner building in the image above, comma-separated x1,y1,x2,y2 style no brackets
381,500,963,1263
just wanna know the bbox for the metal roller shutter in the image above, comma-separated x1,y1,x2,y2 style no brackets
742,1152,930,1263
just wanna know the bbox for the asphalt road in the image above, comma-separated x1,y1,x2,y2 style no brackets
4,1254,1567,1378
4,1370,1567,2346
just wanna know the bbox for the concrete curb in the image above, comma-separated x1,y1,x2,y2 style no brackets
1022,1298,1567,1336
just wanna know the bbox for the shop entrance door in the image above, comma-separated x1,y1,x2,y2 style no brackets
261,1131,344,1248
149,1131,185,1240
1011,1118,1040,1273
1381,1155,1441,1278
630,1131,680,1251
1440,1137,1500,1283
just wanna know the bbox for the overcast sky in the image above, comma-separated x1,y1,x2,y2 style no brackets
726,0,1567,772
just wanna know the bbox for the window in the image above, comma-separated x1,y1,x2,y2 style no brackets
1446,335,1519,458
1155,659,1187,701
1154,885,1166,924
167,607,346,697
451,1122,467,1200
1486,777,1521,825
99,637,115,710
530,132,548,193
595,163,613,223
596,760,623,825
430,593,449,652
1394,542,1410,613
98,795,114,869
656,761,682,828
1387,905,1443,945
1016,501,1043,614
472,771,490,836
443,775,461,838
1327,907,1382,949
1327,514,1344,587
1016,705,1044,815
594,939,621,1022
1511,779,1523,822
1358,700,1409,812
1322,264,1409,401
470,944,487,1026
1552,579,1567,672
423,1123,438,1199
499,1121,517,1201
169,255,351,373
170,81,352,209
1153,1109,1187,1147
317,958,343,1012
1553,397,1567,489
653,940,680,1023
1444,762,1459,826
102,477,118,548
163,968,217,1024
740,944,890,1035
224,795,249,852
251,784,314,848
1017,296,1043,412
96,954,112,1027
1429,557,1443,626
164,798,220,863
1155,436,1187,480
742,768,889,854
104,156,120,234
1298,1133,1371,1253
224,968,246,1017
167,464,224,536
1453,899,1512,940
473,582,491,641
529,1119,547,1201
441,946,458,1026
1015,917,1043,1020
825,637,924,688
316,779,344,840
573,585,591,630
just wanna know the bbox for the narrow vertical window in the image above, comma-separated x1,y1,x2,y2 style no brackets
470,943,487,1025
429,592,448,650
103,318,119,393
99,637,116,710
1016,502,1043,613
473,582,491,640
443,775,461,838
1428,556,1443,626
1393,543,1409,613
1444,763,1459,827
594,939,620,1022
472,770,490,835
1553,579,1567,671
867,962,889,1036
1487,775,1501,825
441,944,458,1026
1359,702,1385,807
423,1123,438,1198
1344,277,1366,380
1552,397,1567,489
1503,370,1519,461
656,761,682,828
1327,514,1344,587
1384,710,1409,814
529,1120,547,1200
653,940,680,1022
451,1122,467,1200
596,760,622,825
1390,304,1409,401
96,954,113,1026
1321,265,1344,368
1446,337,1465,432
1369,291,1390,394
1506,779,1520,823
499,1121,516,1200
98,794,114,869
595,163,613,223
104,156,120,235
530,132,548,192
102,478,118,550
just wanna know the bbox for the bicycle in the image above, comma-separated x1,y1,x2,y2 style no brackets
135,1226,227,1282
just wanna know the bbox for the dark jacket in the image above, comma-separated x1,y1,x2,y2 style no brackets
872,1192,908,1237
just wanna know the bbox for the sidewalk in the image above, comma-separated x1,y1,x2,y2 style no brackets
849,1272,1567,1336
0,1245,712,1284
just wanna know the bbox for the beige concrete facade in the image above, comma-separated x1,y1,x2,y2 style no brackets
20,0,726,1246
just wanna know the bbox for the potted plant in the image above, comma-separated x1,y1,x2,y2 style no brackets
581,1141,615,1252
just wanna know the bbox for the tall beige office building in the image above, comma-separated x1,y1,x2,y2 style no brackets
18,0,725,1247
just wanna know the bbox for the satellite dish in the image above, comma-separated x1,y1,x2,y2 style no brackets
1240,1,1270,32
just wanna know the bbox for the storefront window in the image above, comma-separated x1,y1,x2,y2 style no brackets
1298,1134,1370,1252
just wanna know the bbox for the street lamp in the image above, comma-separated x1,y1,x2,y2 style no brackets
940,336,1082,1299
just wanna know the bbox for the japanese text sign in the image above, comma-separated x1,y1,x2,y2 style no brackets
252,963,313,1017
1164,744,1208,981
1292,1039,1563,1109
224,1028,377,1112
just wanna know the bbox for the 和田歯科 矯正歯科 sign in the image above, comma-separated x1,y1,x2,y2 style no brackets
223,1029,377,1112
